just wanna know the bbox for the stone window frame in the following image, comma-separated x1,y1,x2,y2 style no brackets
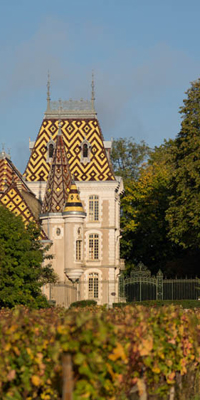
80,139,91,164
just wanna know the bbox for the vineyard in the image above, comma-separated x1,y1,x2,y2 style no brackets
1,305,200,399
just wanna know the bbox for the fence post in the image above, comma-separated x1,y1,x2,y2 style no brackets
156,270,163,300
62,354,73,400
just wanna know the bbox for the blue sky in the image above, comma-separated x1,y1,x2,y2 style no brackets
1,0,200,172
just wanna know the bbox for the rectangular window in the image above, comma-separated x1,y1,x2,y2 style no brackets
89,195,99,221
76,240,82,261
88,272,99,298
89,234,99,260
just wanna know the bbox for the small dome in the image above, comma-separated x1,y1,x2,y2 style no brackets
63,181,86,216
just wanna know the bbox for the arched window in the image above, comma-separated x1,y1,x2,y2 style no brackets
80,139,91,163
89,234,99,260
49,143,54,158
88,272,99,298
89,195,99,221
46,140,55,163
83,143,88,158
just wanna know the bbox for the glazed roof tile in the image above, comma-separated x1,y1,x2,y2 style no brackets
24,118,115,182
41,130,72,214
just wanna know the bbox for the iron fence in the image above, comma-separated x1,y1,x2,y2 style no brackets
119,263,199,302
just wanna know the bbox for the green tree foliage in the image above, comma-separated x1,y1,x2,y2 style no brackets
166,79,200,249
0,206,57,308
111,137,149,180
120,140,179,273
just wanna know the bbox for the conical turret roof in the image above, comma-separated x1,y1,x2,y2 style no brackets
41,123,71,213
63,180,86,216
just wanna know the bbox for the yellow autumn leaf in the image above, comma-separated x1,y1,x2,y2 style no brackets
152,366,160,374
13,346,20,356
138,337,153,356
31,375,41,386
106,362,116,380
108,342,126,361
5,343,11,351
167,371,175,383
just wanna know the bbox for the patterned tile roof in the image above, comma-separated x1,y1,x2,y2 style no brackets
41,127,72,214
0,184,47,239
0,157,31,194
24,119,115,182
0,184,36,224
0,158,47,239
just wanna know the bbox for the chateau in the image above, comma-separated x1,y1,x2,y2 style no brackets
0,78,124,307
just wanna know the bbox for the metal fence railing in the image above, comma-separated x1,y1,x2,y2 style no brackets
119,263,199,302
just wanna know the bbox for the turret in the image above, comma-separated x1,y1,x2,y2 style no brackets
63,180,86,282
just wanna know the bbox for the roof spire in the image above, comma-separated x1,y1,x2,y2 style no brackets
91,70,95,111
41,132,72,214
58,120,62,136
46,71,51,112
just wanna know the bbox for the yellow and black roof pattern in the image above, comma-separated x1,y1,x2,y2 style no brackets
0,184,36,224
0,157,31,194
64,181,86,216
24,119,115,182
41,128,72,214
0,184,48,239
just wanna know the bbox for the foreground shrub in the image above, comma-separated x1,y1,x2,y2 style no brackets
1,305,200,398
113,300,200,308
0,306,126,400
69,299,97,308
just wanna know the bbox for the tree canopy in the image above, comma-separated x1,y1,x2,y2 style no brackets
114,79,200,277
120,140,180,273
166,79,200,249
111,137,149,181
0,206,57,308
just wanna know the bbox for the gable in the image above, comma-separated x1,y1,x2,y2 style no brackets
24,119,115,182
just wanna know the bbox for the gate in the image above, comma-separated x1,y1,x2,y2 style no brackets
119,262,199,302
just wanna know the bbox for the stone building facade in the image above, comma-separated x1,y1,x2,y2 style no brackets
0,79,124,307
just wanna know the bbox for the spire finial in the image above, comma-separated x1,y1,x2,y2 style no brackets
46,71,51,111
91,70,95,111
58,120,62,136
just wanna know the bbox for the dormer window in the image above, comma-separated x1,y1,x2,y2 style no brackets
49,143,54,158
83,143,88,158
46,140,55,163
80,139,91,163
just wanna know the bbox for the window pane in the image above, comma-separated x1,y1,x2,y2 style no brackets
76,240,81,261
83,143,88,158
49,144,54,158
88,273,99,299
88,234,99,260
89,195,99,221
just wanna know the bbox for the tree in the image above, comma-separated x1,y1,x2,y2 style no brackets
111,137,149,181
166,79,200,249
0,206,57,308
120,140,187,275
